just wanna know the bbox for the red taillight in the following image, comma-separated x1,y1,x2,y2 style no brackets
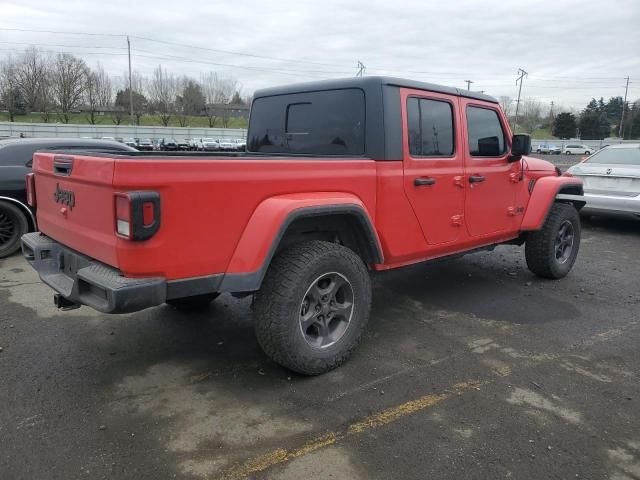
26,173,36,207
114,192,161,241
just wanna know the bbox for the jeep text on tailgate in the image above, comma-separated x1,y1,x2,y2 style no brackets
22,77,584,375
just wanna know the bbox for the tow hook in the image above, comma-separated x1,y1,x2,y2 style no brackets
54,294,80,311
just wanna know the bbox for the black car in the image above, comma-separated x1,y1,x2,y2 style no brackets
0,138,137,258
161,138,179,151
137,138,154,151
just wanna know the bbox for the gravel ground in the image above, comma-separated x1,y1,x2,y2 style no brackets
1,216,639,480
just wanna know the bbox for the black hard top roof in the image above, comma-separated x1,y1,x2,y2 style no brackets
253,76,498,104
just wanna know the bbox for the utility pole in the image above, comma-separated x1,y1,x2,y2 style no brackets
127,35,134,125
464,80,474,91
619,76,630,138
514,68,528,131
356,61,365,78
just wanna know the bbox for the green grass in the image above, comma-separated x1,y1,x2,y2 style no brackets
512,126,554,139
0,112,248,129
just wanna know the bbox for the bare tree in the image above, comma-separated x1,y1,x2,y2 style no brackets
498,96,513,120
148,65,177,127
15,47,48,113
51,53,88,123
201,72,238,127
0,57,25,122
519,98,543,134
37,70,55,123
84,63,112,124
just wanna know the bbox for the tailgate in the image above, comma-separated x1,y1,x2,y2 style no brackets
33,152,119,267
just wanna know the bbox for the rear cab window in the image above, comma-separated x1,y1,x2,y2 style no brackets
248,88,365,155
466,106,507,157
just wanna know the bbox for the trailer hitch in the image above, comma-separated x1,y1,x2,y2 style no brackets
54,294,81,311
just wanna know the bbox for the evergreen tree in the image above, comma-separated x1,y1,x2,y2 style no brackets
552,112,577,139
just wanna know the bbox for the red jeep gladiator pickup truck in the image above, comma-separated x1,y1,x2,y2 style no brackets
21,77,584,375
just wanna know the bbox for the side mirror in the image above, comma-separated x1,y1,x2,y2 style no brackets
509,134,531,162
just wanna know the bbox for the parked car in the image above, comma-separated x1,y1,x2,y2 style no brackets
161,138,179,151
137,139,154,151
177,139,190,151
565,144,592,155
188,138,200,151
536,143,561,154
21,76,584,375
218,138,236,151
233,138,247,151
0,138,137,258
565,144,640,219
123,138,138,148
200,138,219,151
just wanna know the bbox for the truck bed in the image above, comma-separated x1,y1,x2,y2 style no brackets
31,150,377,280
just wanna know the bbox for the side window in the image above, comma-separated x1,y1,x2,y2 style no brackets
466,106,506,157
407,97,454,156
248,88,365,155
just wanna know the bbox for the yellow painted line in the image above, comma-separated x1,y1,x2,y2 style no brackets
220,380,486,480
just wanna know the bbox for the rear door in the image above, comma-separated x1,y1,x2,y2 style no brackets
33,152,120,267
401,89,466,245
460,100,519,237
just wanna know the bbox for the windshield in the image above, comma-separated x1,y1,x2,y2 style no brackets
584,147,640,165
203,138,214,142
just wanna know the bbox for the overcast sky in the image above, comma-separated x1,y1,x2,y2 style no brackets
1,0,638,111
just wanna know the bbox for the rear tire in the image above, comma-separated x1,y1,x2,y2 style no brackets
166,293,219,311
585,151,591,155
0,201,29,259
254,240,371,375
525,203,580,279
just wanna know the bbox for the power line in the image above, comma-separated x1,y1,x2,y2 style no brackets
0,41,127,50
464,79,474,90
0,27,125,37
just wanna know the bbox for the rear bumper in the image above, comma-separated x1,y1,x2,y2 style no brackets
21,232,167,313
581,192,640,217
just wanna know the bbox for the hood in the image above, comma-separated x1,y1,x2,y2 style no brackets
523,155,556,173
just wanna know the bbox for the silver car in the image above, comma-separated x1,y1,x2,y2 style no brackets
566,144,640,219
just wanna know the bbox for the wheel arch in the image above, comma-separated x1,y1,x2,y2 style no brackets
0,196,36,230
520,177,585,231
219,196,382,293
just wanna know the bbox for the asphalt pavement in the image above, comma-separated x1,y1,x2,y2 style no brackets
1,216,639,480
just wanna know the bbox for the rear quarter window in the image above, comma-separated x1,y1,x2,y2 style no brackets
248,88,365,155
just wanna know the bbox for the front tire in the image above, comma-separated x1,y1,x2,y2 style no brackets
0,202,29,258
525,203,580,279
254,241,371,375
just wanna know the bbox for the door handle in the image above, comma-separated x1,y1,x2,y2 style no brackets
469,175,486,184
414,177,436,186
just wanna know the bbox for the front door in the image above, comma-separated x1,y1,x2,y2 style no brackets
402,89,465,245
461,100,519,238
